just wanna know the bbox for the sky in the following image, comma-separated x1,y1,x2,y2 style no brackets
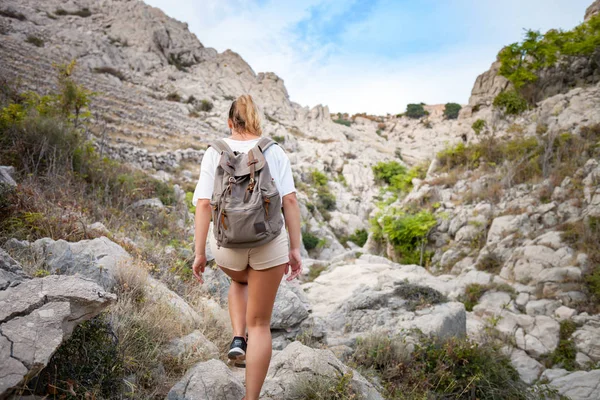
145,0,592,115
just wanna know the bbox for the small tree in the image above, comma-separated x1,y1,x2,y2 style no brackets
405,103,426,119
443,103,462,119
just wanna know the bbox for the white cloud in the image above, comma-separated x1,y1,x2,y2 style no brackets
144,0,593,115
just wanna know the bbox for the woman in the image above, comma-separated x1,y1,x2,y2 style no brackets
191,94,302,400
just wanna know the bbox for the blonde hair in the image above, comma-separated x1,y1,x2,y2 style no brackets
228,94,262,136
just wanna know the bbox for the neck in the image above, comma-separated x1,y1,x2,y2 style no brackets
230,129,259,140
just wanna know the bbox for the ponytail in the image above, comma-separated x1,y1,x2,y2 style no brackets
228,94,263,136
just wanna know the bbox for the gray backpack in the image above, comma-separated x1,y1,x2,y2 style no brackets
210,137,284,248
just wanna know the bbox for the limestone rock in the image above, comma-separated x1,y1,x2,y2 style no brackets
166,359,244,400
572,323,600,362
0,166,16,187
6,236,132,291
543,369,600,400
260,341,384,400
587,0,600,22
509,349,544,385
0,248,29,290
271,281,310,330
164,330,219,362
0,275,116,398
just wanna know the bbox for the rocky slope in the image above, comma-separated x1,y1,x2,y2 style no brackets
1,0,600,399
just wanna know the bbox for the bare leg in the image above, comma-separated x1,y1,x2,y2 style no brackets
245,264,286,400
219,266,249,338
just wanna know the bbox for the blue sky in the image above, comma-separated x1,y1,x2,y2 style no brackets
145,0,592,114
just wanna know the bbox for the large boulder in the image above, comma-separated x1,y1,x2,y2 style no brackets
5,237,203,326
302,258,466,346
166,359,244,400
0,248,29,290
260,341,384,400
271,281,310,330
0,274,116,398
5,236,132,291
541,369,600,400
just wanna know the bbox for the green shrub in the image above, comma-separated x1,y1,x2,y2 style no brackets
498,15,600,90
333,118,352,127
93,66,125,81
493,90,528,115
303,232,319,251
352,333,530,400
372,161,406,185
166,92,181,102
459,283,488,311
348,229,368,247
372,161,426,195
199,99,213,112
443,102,462,120
405,103,426,119
317,186,336,211
25,35,44,47
272,135,285,143
472,118,486,135
377,209,437,265
310,169,328,186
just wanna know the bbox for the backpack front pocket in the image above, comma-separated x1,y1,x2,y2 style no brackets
221,204,269,245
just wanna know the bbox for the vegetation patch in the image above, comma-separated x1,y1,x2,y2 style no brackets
498,15,600,90
166,92,181,102
540,320,578,371
405,103,427,119
372,161,426,195
472,118,486,135
306,263,327,282
29,314,123,399
55,7,92,17
433,126,600,188
493,90,529,115
393,282,447,311
302,231,320,251
459,283,488,311
333,118,352,127
351,333,532,400
93,66,125,81
289,370,362,400
371,208,437,266
476,253,503,274
0,8,26,20
25,35,44,47
560,216,600,312
443,103,462,120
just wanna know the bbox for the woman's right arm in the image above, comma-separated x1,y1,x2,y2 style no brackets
192,199,212,283
282,192,302,280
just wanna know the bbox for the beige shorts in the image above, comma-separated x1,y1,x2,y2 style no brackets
209,226,290,271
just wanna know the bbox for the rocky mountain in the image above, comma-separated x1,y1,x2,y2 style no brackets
1,0,600,399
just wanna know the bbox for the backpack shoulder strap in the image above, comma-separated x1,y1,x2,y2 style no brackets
209,139,233,155
255,137,277,153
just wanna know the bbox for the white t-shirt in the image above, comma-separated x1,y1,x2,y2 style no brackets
191,137,296,206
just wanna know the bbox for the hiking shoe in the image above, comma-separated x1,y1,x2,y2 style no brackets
228,336,247,362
